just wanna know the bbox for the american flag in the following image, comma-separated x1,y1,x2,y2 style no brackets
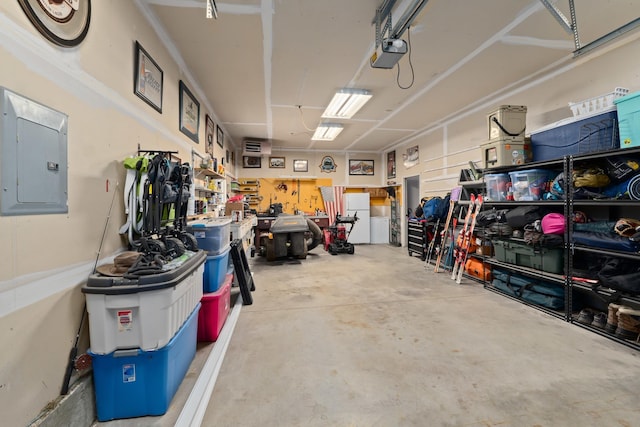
320,186,344,225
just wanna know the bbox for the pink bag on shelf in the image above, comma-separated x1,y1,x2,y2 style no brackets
541,213,565,235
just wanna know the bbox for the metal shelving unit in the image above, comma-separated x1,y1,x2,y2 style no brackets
566,147,640,351
476,145,640,351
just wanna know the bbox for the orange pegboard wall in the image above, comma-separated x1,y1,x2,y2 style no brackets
256,178,333,214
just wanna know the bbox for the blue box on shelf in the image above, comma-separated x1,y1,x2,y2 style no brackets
615,90,640,149
530,109,619,161
204,244,231,292
88,304,200,422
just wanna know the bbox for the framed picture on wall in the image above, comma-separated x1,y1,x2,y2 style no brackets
269,156,285,168
134,41,163,113
243,156,261,168
205,114,215,157
349,159,374,175
293,159,308,172
216,124,224,148
179,80,199,143
387,150,396,179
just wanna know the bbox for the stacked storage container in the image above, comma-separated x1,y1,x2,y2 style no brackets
83,250,206,421
188,218,232,292
479,105,532,169
187,218,233,342
198,273,233,341
483,173,511,201
508,169,556,201
614,90,640,149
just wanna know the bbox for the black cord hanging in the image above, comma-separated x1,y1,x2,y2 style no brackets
397,26,415,90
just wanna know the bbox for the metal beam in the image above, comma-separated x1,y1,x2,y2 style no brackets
574,17,640,57
372,0,428,47
391,0,429,40
539,0,580,49
538,0,572,34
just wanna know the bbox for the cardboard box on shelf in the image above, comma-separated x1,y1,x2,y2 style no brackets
225,202,244,217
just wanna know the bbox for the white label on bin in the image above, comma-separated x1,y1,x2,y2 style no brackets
194,231,206,238
122,364,136,383
117,310,133,332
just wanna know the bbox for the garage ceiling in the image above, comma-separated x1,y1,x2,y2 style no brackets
138,0,639,153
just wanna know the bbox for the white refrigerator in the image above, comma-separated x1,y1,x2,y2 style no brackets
343,193,370,244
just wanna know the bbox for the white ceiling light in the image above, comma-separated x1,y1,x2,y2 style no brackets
321,89,372,119
311,123,344,141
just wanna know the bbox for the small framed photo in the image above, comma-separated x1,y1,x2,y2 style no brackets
205,115,215,157
387,151,396,179
349,159,374,175
293,159,308,172
179,80,199,143
216,124,224,148
243,156,261,168
134,41,163,113
269,156,285,168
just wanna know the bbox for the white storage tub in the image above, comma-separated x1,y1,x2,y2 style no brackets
82,250,206,355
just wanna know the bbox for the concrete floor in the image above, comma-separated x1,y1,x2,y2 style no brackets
98,244,640,427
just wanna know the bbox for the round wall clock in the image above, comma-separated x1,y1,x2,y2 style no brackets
18,0,91,47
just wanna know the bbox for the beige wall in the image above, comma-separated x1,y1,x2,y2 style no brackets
0,2,232,425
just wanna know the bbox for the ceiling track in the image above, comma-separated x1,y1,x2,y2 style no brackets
372,0,429,47
539,0,640,57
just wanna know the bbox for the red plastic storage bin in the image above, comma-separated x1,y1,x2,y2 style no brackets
197,273,233,342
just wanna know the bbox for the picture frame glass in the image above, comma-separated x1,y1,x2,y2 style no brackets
179,80,199,143
134,41,163,113
269,157,285,168
349,160,374,175
243,156,261,168
205,115,215,157
216,125,224,148
293,159,308,172
387,151,396,179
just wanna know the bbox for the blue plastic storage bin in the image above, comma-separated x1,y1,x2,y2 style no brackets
508,169,556,201
187,218,231,255
484,173,511,201
530,109,619,161
204,244,231,292
89,304,200,422
615,91,640,149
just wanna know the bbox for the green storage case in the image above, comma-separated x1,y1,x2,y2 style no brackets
492,239,564,274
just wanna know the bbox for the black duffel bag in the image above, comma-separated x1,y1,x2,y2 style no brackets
596,257,640,296
505,206,546,229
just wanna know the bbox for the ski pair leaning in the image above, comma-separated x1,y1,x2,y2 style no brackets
451,194,483,283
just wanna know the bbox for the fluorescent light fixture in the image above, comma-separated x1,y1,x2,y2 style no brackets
311,123,343,141
321,89,372,119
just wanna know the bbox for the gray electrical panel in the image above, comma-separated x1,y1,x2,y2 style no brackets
1,87,68,215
